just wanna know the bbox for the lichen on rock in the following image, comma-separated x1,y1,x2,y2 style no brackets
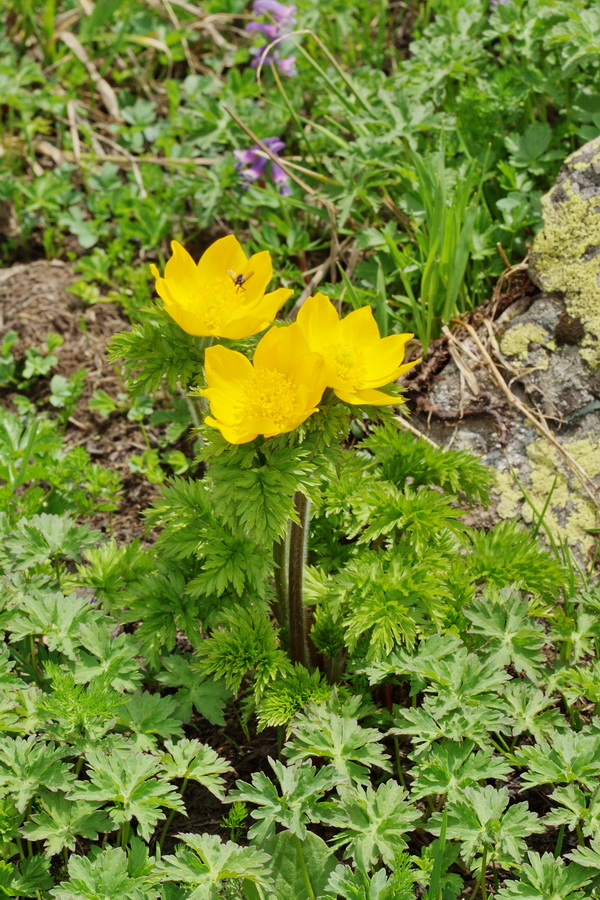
499,321,550,360
529,136,600,368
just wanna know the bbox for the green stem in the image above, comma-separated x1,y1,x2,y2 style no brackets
52,554,62,589
473,847,488,900
29,634,40,677
554,822,566,857
159,776,188,851
294,835,316,900
288,491,310,667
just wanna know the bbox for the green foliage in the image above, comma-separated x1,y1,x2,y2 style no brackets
157,833,273,899
496,852,592,899
3,1,600,894
428,786,545,870
70,748,185,841
284,702,391,785
321,782,419,870
0,407,121,520
108,314,206,396
206,442,314,547
0,736,74,813
231,759,339,843
21,792,114,857
467,520,567,600
256,666,331,728
409,740,512,801
199,607,290,696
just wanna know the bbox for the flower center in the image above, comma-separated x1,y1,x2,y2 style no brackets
190,276,248,332
247,369,298,427
332,344,365,384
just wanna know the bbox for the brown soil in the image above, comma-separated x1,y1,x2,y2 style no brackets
0,259,160,542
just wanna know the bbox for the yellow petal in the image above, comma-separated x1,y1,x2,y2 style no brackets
218,288,292,340
163,241,201,308
153,274,177,309
253,324,299,374
204,415,258,444
254,287,292,320
214,315,273,341
199,386,245,423
242,250,274,303
296,293,339,353
338,306,381,348
204,344,254,390
262,407,319,437
334,386,402,405
164,299,209,336
196,235,247,282
362,333,412,385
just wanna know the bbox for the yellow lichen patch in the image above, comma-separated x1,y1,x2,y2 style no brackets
531,148,600,367
518,437,600,554
493,469,522,519
500,323,550,360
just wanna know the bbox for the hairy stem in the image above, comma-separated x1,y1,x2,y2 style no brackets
273,532,289,630
288,491,310,667
187,394,206,429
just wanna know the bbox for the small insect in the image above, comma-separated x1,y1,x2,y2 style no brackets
227,270,254,292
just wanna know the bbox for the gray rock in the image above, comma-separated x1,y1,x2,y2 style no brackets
407,139,600,563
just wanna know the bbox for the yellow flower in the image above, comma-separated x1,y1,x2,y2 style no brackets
150,235,292,339
296,292,417,405
199,324,326,444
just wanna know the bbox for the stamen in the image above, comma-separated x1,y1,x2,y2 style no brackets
246,369,298,427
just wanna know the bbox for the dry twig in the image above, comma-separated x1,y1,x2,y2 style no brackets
459,319,600,508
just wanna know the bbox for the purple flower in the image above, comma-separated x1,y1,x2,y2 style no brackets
245,21,279,40
253,0,296,25
249,45,297,76
245,0,297,77
274,55,297,77
234,137,291,196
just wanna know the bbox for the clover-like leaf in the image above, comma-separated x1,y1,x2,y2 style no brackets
69,749,184,841
157,833,272,899
231,759,339,843
21,791,114,857
0,736,74,813
427,786,544,869
496,851,591,899
409,739,512,800
160,739,231,799
284,704,391,784
321,781,420,870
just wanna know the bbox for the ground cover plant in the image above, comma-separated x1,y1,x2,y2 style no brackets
2,0,600,898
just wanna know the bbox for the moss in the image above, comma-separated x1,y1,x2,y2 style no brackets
500,322,550,360
531,145,600,367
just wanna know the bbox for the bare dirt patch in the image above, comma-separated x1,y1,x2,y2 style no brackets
0,259,159,542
